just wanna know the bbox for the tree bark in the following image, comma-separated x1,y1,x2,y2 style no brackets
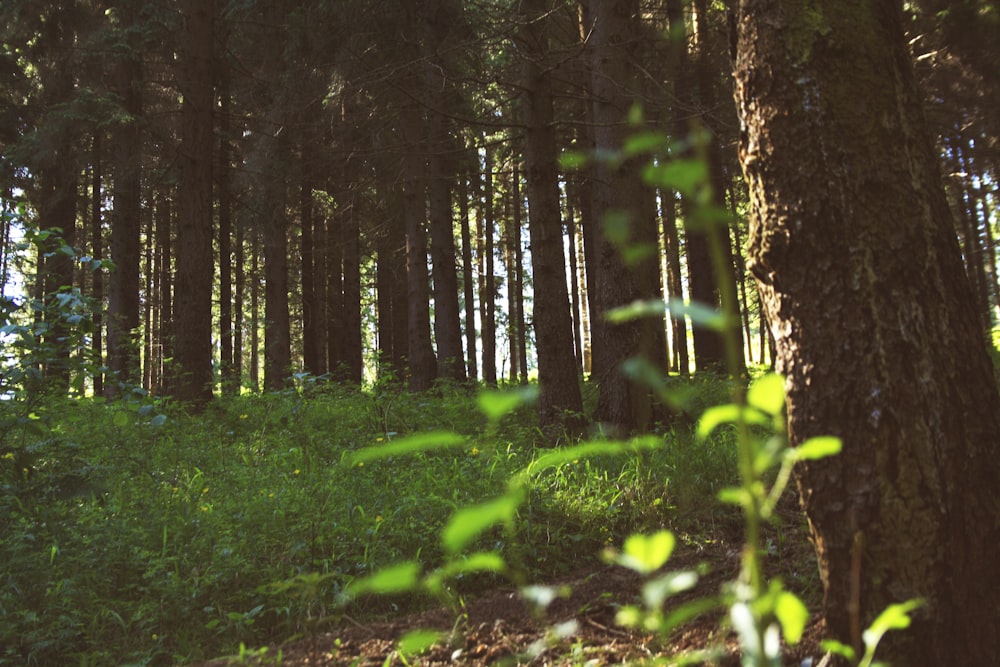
458,168,478,381
342,168,363,385
400,109,438,391
477,145,498,386
90,134,104,395
173,0,214,405
518,0,585,427
589,0,660,431
733,1,1000,662
218,87,236,393
105,24,142,397
660,188,689,375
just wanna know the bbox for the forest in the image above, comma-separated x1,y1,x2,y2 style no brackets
1,0,999,665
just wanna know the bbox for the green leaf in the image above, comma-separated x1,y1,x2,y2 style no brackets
717,487,753,507
616,531,676,575
863,599,924,649
347,561,421,596
697,405,769,439
397,629,441,657
150,414,168,428
641,159,708,196
747,374,786,417
623,131,669,156
666,298,728,330
346,430,465,465
477,386,537,422
112,411,129,428
774,591,809,644
427,551,507,589
521,437,659,480
442,492,522,554
820,639,856,662
558,150,589,171
605,299,667,324
794,436,842,461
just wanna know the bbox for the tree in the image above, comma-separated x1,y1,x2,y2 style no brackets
173,0,215,405
587,0,662,431
105,0,143,396
517,0,584,427
732,1,1000,662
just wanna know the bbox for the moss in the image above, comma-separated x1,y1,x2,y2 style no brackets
783,0,833,64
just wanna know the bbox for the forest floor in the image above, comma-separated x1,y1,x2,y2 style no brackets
187,534,828,667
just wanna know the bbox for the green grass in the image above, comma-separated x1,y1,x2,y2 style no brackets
0,378,742,666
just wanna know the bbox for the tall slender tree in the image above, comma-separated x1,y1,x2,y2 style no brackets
106,0,143,396
517,0,584,427
173,0,215,405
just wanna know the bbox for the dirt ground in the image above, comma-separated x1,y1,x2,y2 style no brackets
187,538,829,667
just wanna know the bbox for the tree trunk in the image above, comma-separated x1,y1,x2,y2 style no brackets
173,0,214,405
375,172,408,380
154,193,172,395
300,143,321,376
661,188,689,375
233,206,245,389
107,27,143,397
249,232,261,392
458,168,478,381
342,170,363,385
479,145,498,386
425,75,465,383
90,133,104,395
218,88,236,393
401,110,438,391
511,165,528,384
588,0,658,431
733,2,1000,663
566,198,584,373
263,189,291,391
518,0,584,425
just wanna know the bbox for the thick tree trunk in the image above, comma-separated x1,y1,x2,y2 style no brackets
107,44,142,396
733,1,1000,663
375,173,408,379
173,0,214,405
425,74,465,383
589,0,660,431
263,192,291,391
518,0,584,426
401,109,438,391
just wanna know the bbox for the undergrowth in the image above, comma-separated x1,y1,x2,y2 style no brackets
0,377,740,666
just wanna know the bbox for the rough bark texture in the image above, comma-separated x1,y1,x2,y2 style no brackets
589,0,658,432
107,15,142,395
173,0,214,405
518,0,584,428
733,1,1000,663
401,108,438,391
